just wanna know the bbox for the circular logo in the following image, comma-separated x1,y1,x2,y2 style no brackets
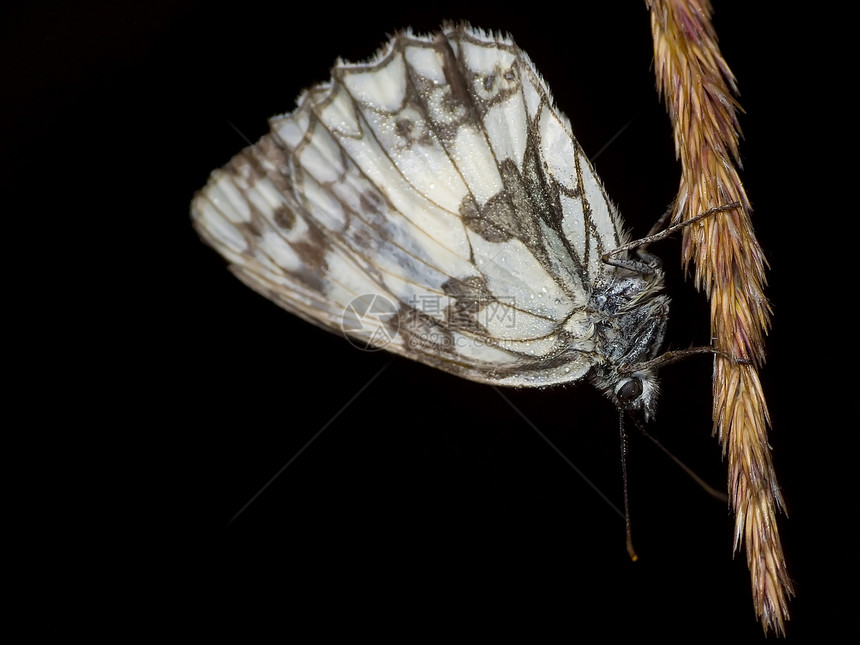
341,294,399,351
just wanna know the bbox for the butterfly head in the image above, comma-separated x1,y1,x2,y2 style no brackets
609,369,660,422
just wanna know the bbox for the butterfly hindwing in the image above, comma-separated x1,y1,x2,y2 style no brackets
192,24,660,394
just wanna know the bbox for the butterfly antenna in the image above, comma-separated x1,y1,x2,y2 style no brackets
619,411,638,561
630,416,728,503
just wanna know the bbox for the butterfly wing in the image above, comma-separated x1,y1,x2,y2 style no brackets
192,24,631,387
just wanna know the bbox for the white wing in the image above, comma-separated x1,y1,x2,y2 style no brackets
192,24,633,388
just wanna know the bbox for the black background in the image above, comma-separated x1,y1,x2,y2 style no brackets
5,1,846,639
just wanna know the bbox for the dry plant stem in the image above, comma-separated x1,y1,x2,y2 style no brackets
644,0,792,635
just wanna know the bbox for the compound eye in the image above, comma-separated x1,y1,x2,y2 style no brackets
617,379,643,404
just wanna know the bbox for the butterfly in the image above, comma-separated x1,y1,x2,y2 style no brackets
192,23,673,421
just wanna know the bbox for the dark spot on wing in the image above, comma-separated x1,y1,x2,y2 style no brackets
391,305,455,355
442,276,494,333
273,205,295,230
458,159,547,265
459,194,514,243
359,190,385,216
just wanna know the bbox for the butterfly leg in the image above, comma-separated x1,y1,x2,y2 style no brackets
601,201,741,274
617,346,752,374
